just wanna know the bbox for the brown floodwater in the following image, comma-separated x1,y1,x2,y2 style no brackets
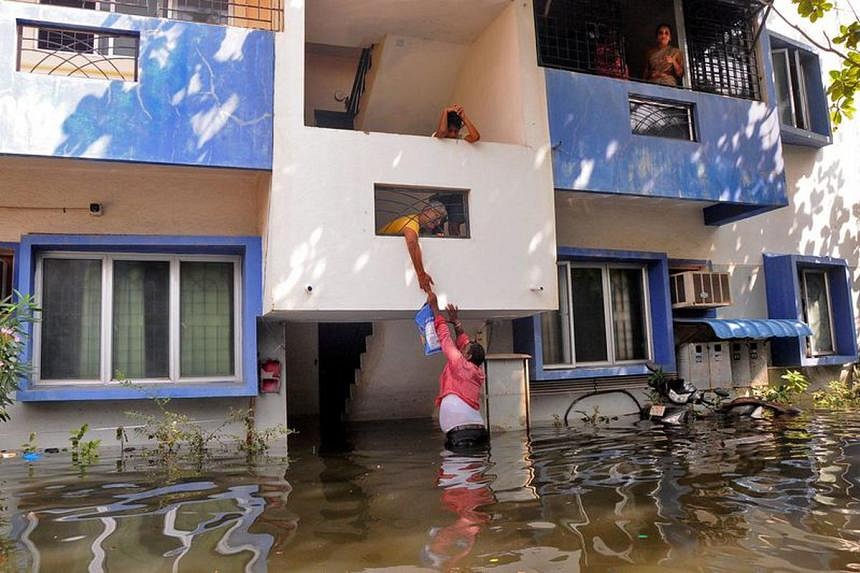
1,412,858,572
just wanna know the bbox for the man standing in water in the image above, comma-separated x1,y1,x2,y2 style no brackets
426,291,488,450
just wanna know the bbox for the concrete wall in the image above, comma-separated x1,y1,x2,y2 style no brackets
0,156,268,241
267,0,556,319
284,322,319,416
304,45,359,126
0,2,274,169
450,4,525,146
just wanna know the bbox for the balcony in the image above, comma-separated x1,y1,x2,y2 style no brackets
535,0,788,225
265,0,558,318
0,0,274,169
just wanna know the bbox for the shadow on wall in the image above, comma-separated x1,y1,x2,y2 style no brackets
53,16,273,168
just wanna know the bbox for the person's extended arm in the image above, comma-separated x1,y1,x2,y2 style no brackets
404,228,433,292
456,106,480,143
433,106,450,138
428,292,462,363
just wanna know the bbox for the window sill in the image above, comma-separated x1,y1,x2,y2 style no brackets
780,124,831,148
533,363,658,381
17,381,257,402
801,354,856,367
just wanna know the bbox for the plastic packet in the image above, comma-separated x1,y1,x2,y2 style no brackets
415,304,441,356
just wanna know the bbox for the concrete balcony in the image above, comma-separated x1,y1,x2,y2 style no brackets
545,68,788,225
0,0,274,169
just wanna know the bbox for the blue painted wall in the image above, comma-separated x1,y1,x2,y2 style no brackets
15,234,262,401
0,2,273,169
545,68,788,223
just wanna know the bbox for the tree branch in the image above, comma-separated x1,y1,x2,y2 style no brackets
768,1,852,63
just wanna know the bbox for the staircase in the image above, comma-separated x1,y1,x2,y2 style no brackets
318,322,373,436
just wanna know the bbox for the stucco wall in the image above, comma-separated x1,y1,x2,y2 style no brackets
267,0,556,319
0,156,268,241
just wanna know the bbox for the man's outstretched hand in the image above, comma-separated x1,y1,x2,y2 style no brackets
418,271,434,293
445,304,459,322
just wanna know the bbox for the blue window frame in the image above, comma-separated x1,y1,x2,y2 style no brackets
763,253,857,366
768,32,831,147
15,234,262,401
514,248,675,381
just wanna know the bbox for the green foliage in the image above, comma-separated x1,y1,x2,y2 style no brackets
0,294,38,423
790,0,860,126
126,397,219,460
69,424,100,467
21,432,37,455
812,379,860,408
754,369,810,404
233,409,292,458
574,406,618,426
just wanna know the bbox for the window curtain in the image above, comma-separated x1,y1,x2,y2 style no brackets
804,272,834,354
180,261,235,377
41,258,101,380
112,261,169,379
541,265,572,365
610,269,647,361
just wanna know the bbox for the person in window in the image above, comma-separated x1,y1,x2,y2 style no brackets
379,201,447,293
426,290,488,451
644,23,684,86
433,104,481,143
428,193,466,237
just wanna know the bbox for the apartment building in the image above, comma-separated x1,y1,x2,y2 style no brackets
0,0,857,447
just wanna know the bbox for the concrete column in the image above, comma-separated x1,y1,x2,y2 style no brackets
483,354,530,433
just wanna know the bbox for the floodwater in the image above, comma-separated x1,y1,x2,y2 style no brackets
1,412,858,572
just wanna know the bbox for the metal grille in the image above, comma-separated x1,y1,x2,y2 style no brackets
683,0,761,100
34,0,283,31
18,24,139,81
375,185,470,239
629,96,696,141
534,0,627,78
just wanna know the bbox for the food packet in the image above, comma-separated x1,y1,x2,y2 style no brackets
415,303,441,356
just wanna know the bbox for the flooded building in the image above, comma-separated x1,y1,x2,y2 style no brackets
0,0,857,447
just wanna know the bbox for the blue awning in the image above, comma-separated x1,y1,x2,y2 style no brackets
674,318,813,340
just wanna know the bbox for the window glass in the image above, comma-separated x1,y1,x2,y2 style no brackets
571,267,608,362
541,265,572,365
773,48,795,127
802,271,834,355
180,261,235,377
610,268,648,361
41,258,102,380
112,261,170,379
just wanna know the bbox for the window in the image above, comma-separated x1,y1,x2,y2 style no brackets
172,0,229,25
683,0,760,100
769,34,831,143
0,250,13,301
629,96,696,140
541,262,651,367
34,253,240,384
799,270,835,357
19,23,140,81
534,0,760,100
375,185,470,239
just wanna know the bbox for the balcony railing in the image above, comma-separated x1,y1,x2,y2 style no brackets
25,0,283,31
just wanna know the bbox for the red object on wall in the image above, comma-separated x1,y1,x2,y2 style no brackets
259,359,281,393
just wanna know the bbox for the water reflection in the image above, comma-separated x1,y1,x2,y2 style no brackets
0,413,858,572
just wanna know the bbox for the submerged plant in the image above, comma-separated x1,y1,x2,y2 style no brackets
21,432,37,455
231,408,292,458
813,379,860,409
0,294,38,423
574,406,618,426
69,424,100,467
754,369,810,405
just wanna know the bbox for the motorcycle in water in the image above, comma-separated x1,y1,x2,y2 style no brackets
645,362,799,425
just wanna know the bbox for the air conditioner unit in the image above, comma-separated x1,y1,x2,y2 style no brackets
670,271,732,309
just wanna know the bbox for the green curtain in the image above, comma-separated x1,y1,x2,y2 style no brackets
78,261,102,379
180,262,235,377
112,261,169,379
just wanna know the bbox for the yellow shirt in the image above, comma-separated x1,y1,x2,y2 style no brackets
380,214,420,236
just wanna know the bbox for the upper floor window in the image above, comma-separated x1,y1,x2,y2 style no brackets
375,185,470,239
541,262,652,367
769,33,831,145
34,253,241,384
534,0,761,100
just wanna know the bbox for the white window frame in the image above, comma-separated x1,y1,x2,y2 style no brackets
773,46,811,130
544,262,653,369
800,269,836,357
32,251,243,386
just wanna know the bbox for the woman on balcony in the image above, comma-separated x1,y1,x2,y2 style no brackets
644,23,684,87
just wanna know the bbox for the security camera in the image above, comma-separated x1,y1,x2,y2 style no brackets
305,285,313,294
89,202,104,217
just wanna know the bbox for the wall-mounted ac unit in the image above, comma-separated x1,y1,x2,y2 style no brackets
670,271,732,309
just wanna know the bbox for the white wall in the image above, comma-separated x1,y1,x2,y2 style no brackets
450,4,525,146
284,322,319,416
267,1,556,320
355,34,468,136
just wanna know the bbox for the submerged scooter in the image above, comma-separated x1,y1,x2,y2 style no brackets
645,362,799,425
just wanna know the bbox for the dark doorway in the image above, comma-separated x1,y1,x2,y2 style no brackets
318,322,373,449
